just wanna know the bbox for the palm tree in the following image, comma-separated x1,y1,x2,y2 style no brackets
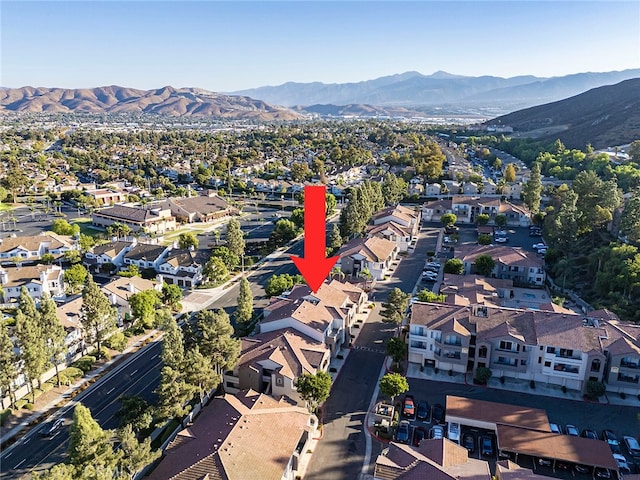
331,265,345,282
359,267,373,291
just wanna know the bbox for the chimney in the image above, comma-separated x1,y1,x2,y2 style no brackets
127,282,135,293
0,269,7,285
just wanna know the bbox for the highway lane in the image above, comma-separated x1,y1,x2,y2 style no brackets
1,238,306,479
1,342,163,479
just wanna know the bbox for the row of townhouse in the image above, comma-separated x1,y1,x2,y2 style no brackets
334,204,421,281
223,280,368,405
408,302,640,395
84,239,206,288
422,196,531,227
0,264,65,303
0,232,76,263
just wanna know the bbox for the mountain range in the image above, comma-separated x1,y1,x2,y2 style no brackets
0,85,301,121
231,69,640,111
489,78,640,149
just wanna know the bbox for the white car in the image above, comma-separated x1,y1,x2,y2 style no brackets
422,271,438,279
495,236,508,243
532,242,546,250
426,262,440,268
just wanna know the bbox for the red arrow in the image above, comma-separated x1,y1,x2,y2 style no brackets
290,185,339,293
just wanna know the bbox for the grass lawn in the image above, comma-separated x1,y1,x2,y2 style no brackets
0,203,14,213
162,224,213,245
71,217,104,238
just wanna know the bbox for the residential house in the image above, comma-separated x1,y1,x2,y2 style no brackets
156,193,237,224
421,198,453,223
0,265,64,302
101,276,162,324
503,182,523,200
56,296,85,359
455,245,545,286
366,221,414,253
599,316,640,395
374,439,490,480
84,188,127,206
261,281,366,356
498,203,531,227
91,205,176,234
223,328,330,405
462,182,479,195
0,233,75,262
83,240,134,270
156,248,205,288
425,183,442,197
336,236,398,281
122,243,169,271
371,205,421,237
408,302,610,393
147,391,317,480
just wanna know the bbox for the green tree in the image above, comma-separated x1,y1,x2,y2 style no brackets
380,288,410,333
573,171,622,235
234,277,253,333
210,245,240,271
444,258,464,275
494,214,507,228
178,232,199,249
628,140,640,163
116,424,160,478
522,162,543,212
154,365,197,421
40,253,56,265
63,250,82,265
203,256,229,284
295,371,332,412
15,289,47,400
106,222,131,239
0,321,18,409
184,345,220,403
129,289,161,329
551,189,578,249
63,264,88,294
416,289,446,302
161,282,182,310
115,395,153,433
325,193,337,215
290,208,305,230
117,264,140,278
476,213,490,225
477,233,492,245
81,276,117,355
225,218,245,259
474,255,496,276
620,194,640,243
161,314,185,370
475,366,492,385
265,273,305,296
382,172,408,205
385,337,406,369
269,219,299,246
68,404,119,475
504,163,516,182
329,223,342,253
378,372,409,402
585,380,606,399
196,309,240,376
39,293,67,386
440,213,457,227
51,219,80,236
78,234,95,254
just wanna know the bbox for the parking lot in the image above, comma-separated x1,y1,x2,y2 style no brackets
395,378,640,476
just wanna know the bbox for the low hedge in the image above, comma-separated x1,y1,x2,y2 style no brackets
0,409,11,426
72,355,97,373
59,367,84,384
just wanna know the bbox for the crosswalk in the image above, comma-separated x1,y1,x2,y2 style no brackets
351,345,385,354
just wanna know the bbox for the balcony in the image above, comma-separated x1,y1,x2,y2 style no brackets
553,363,580,374
444,351,461,360
443,340,462,347
494,357,518,367
326,328,341,346
620,360,640,369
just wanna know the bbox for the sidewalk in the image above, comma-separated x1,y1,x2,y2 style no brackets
0,329,160,447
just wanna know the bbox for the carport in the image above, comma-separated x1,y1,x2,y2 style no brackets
445,395,551,432
496,424,618,473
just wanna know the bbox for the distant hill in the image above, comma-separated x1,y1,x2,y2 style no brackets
294,103,427,118
0,86,302,120
488,78,640,149
231,69,640,111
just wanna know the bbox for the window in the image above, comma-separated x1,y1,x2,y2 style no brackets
544,361,551,367
478,346,488,358
444,334,461,346
410,340,427,350
276,377,284,386
617,372,639,383
546,347,555,354
538,357,542,364
499,341,513,351
590,359,601,372
559,348,574,358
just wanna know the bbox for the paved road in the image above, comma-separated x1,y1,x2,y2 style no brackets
305,226,439,479
1,342,163,479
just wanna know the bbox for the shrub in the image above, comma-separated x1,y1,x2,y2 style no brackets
23,403,34,410
104,331,127,352
562,385,567,394
448,369,453,377
585,380,606,399
477,233,492,245
73,355,96,373
530,380,536,389
41,381,54,393
59,367,84,383
500,376,505,384
475,367,492,385
0,409,12,426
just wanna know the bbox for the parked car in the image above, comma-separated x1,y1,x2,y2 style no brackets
430,425,445,439
532,242,547,250
445,226,459,234
423,266,439,273
574,464,590,474
462,433,475,452
396,420,410,443
413,426,427,446
556,460,572,471
594,467,611,478
480,436,494,457
614,454,631,473
494,235,508,243
426,262,440,268
537,458,552,467
624,436,640,456
403,395,415,418
416,401,430,420
431,403,445,424
581,429,598,440
565,425,579,436
549,423,562,434
39,418,64,437
602,429,622,453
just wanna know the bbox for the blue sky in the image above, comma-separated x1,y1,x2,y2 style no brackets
1,1,639,91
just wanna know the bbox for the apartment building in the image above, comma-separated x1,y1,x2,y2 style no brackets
456,245,545,286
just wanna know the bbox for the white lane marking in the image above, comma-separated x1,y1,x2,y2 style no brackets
106,387,115,395
130,369,138,375
14,458,26,468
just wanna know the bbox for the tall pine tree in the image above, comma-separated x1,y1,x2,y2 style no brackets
0,321,18,409
80,276,117,355
15,288,48,400
234,277,253,334
39,293,68,386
